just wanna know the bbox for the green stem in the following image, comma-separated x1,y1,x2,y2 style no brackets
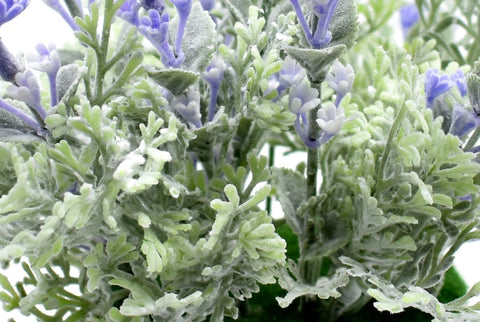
374,101,408,196
464,127,480,151
266,144,275,215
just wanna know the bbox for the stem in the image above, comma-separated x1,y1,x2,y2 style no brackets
266,144,275,215
464,127,480,151
48,72,58,107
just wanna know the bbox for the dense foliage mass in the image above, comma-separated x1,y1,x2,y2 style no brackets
1,0,480,321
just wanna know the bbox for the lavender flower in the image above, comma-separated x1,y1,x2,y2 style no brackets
172,87,202,128
140,0,165,12
202,56,226,122
27,43,61,106
43,0,80,31
399,4,419,37
118,0,140,25
288,82,320,115
277,56,307,94
316,103,345,140
449,104,480,137
0,37,20,82
8,70,47,119
0,0,30,27
289,0,339,48
199,0,214,11
170,0,192,61
450,69,467,97
326,60,354,106
425,69,452,108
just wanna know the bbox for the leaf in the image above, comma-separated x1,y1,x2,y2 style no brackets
146,68,199,96
0,101,43,142
56,64,84,104
284,44,347,82
329,0,359,49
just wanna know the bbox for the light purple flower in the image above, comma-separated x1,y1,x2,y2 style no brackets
450,69,467,97
27,43,61,106
140,0,165,12
199,0,214,11
0,0,30,27
399,4,419,37
316,103,344,138
8,70,47,119
278,56,307,92
202,56,226,122
449,104,480,137
43,0,80,31
289,0,339,48
117,0,140,25
288,82,320,115
326,60,354,106
170,0,192,60
425,69,452,108
172,87,202,128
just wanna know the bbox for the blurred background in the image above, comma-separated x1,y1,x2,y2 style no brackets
0,1,479,320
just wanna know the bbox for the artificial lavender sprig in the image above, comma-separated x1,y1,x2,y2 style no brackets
43,0,81,31
0,37,20,82
8,70,47,119
289,0,339,48
326,60,354,106
202,56,226,122
0,0,30,27
26,43,61,106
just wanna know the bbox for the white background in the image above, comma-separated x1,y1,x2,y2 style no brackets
0,1,479,320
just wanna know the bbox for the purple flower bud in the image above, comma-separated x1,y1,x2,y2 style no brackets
172,87,202,128
117,0,140,26
0,37,20,82
288,82,320,115
199,0,214,11
27,43,61,106
43,0,80,31
425,69,452,108
203,56,226,122
450,69,467,97
288,0,339,48
140,0,165,12
399,4,419,37
449,104,480,137
316,103,344,139
8,70,47,119
0,0,30,27
326,60,354,106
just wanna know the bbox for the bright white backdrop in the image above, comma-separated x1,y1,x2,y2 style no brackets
0,1,479,320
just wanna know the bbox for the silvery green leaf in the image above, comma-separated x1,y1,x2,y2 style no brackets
56,64,84,104
329,0,359,49
146,68,199,96
284,44,346,82
0,101,42,142
170,3,216,72
223,0,253,22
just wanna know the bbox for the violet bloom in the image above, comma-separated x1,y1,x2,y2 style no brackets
0,37,20,82
316,103,345,143
27,43,61,106
449,104,480,137
202,56,226,122
140,0,165,12
199,0,214,11
289,0,339,48
43,0,80,31
118,0,140,25
399,4,419,37
425,69,452,108
0,0,30,27
450,69,467,97
277,56,307,95
172,87,202,128
170,0,192,61
8,70,47,119
326,60,354,106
